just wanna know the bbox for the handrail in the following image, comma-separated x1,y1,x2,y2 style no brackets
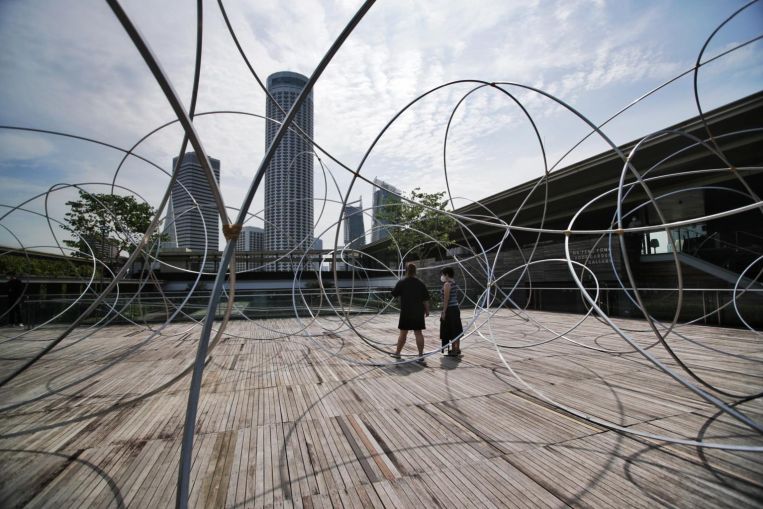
736,230,763,244
693,234,762,257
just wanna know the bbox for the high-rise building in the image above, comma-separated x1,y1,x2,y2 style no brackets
169,152,221,252
343,199,365,248
236,226,264,252
234,226,264,272
161,198,177,249
264,71,314,262
371,178,402,243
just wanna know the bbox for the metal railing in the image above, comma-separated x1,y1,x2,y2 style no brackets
9,288,395,328
4,285,761,329
489,286,763,327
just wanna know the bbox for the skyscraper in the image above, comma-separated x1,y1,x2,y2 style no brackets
236,226,264,252
235,226,264,272
264,71,314,261
169,152,221,251
343,199,365,248
161,198,177,248
371,178,402,243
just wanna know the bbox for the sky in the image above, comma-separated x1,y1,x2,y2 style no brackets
0,0,761,253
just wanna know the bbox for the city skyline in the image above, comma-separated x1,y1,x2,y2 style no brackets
0,1,761,254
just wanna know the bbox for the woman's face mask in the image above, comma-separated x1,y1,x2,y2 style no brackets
440,275,447,283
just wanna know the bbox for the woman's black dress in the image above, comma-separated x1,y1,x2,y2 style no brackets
439,307,463,344
439,282,464,347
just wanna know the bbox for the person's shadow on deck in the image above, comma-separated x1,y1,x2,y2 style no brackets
438,355,462,371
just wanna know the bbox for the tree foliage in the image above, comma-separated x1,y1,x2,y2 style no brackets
0,253,93,278
378,188,457,262
62,191,162,262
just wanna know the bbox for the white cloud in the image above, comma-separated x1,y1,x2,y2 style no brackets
0,131,55,160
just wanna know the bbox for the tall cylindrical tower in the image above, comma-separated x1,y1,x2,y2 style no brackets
263,71,314,261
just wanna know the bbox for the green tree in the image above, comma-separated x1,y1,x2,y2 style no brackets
0,252,92,278
62,190,163,264
378,188,457,262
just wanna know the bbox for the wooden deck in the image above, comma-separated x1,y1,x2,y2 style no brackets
0,309,761,508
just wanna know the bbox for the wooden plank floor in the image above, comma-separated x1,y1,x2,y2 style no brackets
0,309,761,508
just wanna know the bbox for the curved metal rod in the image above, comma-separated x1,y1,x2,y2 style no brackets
105,0,228,224
692,0,760,159
172,2,376,507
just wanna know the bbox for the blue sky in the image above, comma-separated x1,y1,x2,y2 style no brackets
0,0,761,252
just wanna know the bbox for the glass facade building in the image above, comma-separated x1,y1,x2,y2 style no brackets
168,152,221,252
343,200,365,248
371,178,401,243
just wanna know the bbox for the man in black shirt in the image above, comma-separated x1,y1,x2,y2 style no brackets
390,263,430,365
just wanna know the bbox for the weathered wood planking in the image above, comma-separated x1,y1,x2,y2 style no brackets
0,309,761,508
